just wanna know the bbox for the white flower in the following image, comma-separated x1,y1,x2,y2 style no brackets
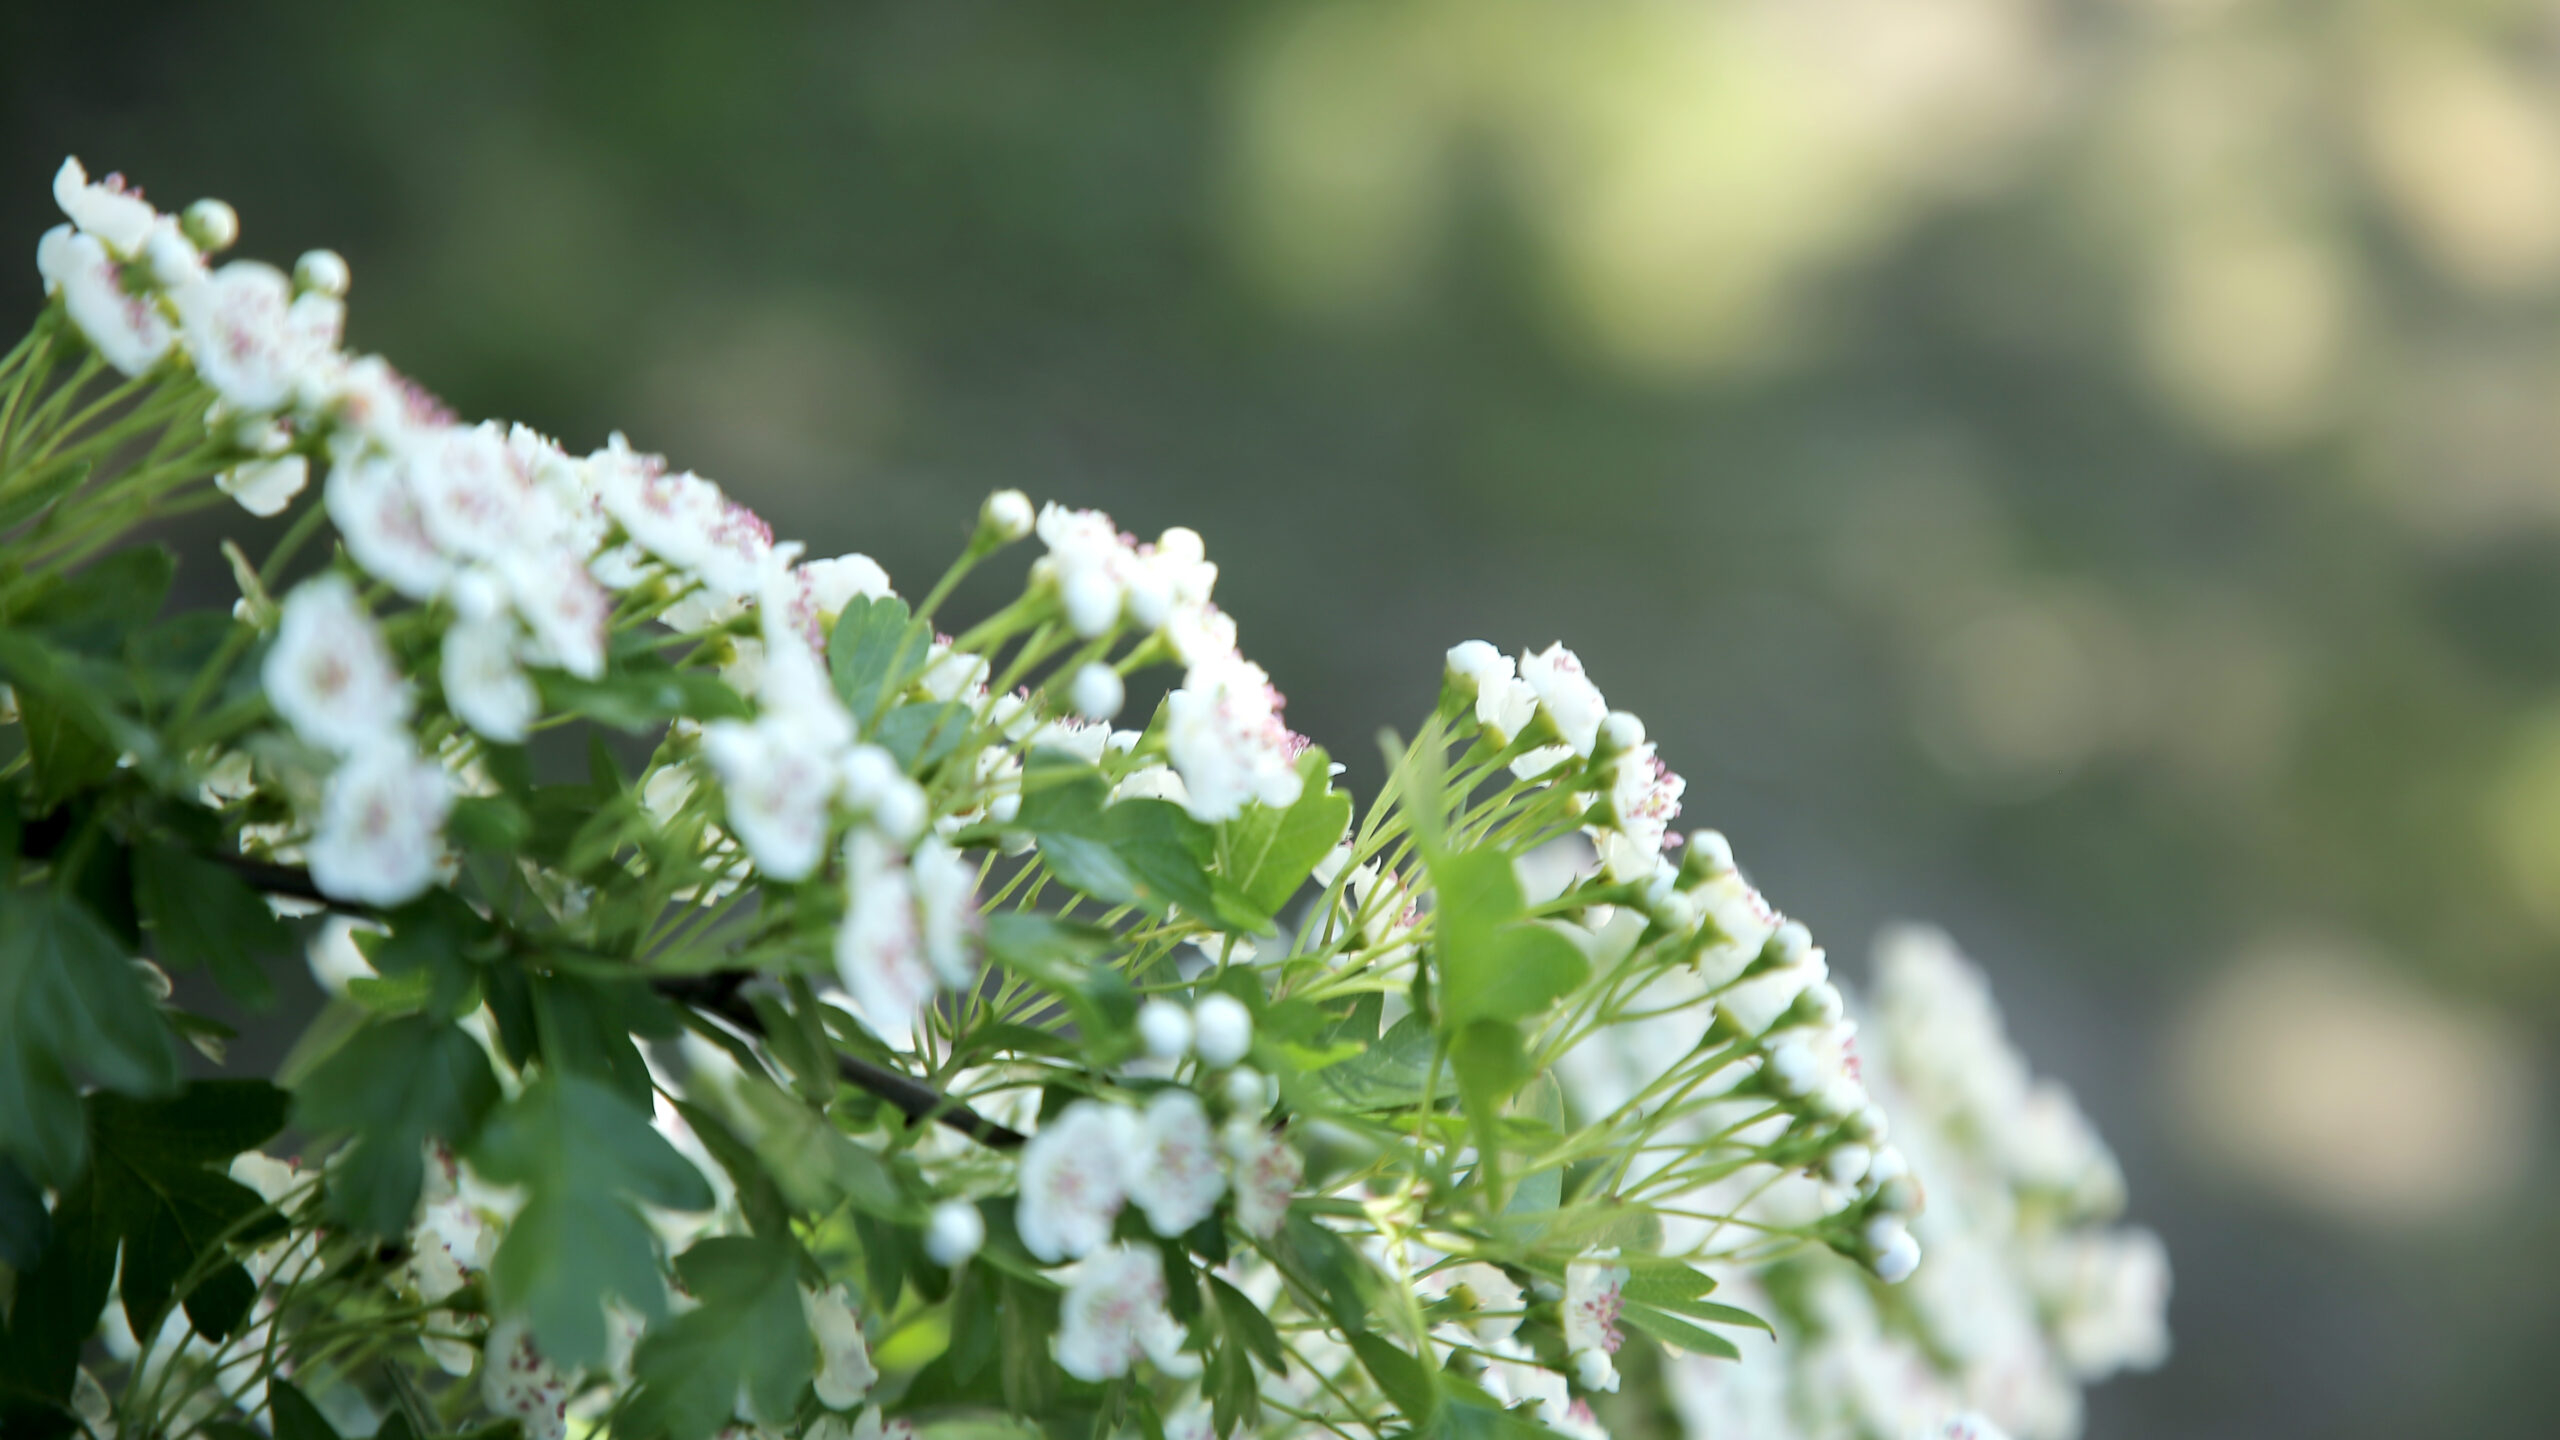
1069,661,1124,721
1419,1262,1525,1345
326,451,452,600
1220,1118,1300,1239
1015,1100,1139,1263
175,261,340,412
1519,644,1608,756
480,1317,572,1440
1128,1090,1226,1237
783,553,894,648
503,546,612,680
1137,999,1194,1060
307,746,452,906
442,617,537,743
912,835,980,989
589,434,765,588
701,712,841,882
803,1284,879,1409
2037,1227,2171,1379
1563,1252,1629,1392
400,421,551,562
983,489,1034,542
842,745,928,842
1594,745,1685,882
1446,642,1539,744
53,158,156,254
1053,1242,1197,1381
926,1199,986,1267
1037,503,1133,637
1191,993,1254,1069
37,226,173,376
181,198,238,252
1164,655,1303,822
217,454,308,517
1930,1415,2017,1440
263,575,411,754
836,829,940,1039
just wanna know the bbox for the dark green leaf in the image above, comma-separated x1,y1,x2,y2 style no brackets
268,1380,344,1440
538,658,751,733
1620,1301,1743,1359
473,1072,714,1366
293,1015,501,1237
1350,1334,1440,1426
0,886,182,1187
1307,1014,1444,1113
1275,1209,1365,1332
88,1081,291,1341
0,1176,114,1412
620,1236,815,1440
134,840,291,1007
0,1154,48,1269
1209,1276,1287,1372
998,1271,1063,1415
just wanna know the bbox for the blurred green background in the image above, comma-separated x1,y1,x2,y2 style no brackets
7,1,2558,1434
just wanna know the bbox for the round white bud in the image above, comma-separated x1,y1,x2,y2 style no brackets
1136,999,1193,1060
925,1199,986,1267
1765,1040,1816,1096
1192,993,1253,1068
293,248,350,298
1598,710,1646,753
1822,1142,1873,1188
1572,1348,1621,1393
1070,662,1125,722
1848,1103,1890,1145
982,489,1034,543
1222,1065,1268,1113
182,198,239,252
1060,569,1120,638
1867,1218,1921,1284
1865,1143,1909,1186
1773,920,1814,964
1802,982,1845,1026
1688,829,1735,874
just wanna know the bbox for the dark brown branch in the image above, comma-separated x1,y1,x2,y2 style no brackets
196,850,1028,1149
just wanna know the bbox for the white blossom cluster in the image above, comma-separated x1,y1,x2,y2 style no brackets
1659,929,2171,1440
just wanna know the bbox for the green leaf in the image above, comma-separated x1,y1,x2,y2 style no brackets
1218,746,1352,915
732,1075,921,1222
15,544,175,644
538,657,751,733
1209,1275,1286,1371
874,700,973,774
267,1380,344,1440
1274,1209,1366,1332
1307,1014,1445,1113
0,886,182,1187
293,1014,501,1237
828,594,932,721
0,1168,115,1415
1350,1334,1440,1426
88,1081,291,1341
997,1270,1063,1415
982,912,1138,1058
620,1236,815,1440
473,1072,714,1366
1426,849,1586,1031
1619,1300,1743,1359
133,840,291,1007
0,1155,48,1269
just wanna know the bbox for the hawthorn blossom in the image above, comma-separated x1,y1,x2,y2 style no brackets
1221,1117,1301,1239
1035,503,1134,637
1127,1090,1226,1237
1069,661,1124,721
52,158,155,254
218,454,308,517
1564,1252,1629,1393
1420,1261,1525,1345
841,744,928,842
263,575,411,755
1137,999,1194,1059
402,421,553,561
1191,993,1253,1069
1164,654,1304,822
504,546,612,680
327,450,453,600
836,830,940,1038
1446,641,1539,744
1015,1100,1138,1263
911,835,981,989
1053,1242,1197,1381
439,616,536,743
1594,743,1685,882
174,261,340,412
804,1284,879,1410
307,745,453,906
481,1317,572,1440
783,553,894,650
702,717,840,881
1520,643,1608,756
37,226,172,375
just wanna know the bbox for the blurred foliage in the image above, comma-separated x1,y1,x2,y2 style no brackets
5,1,2559,1436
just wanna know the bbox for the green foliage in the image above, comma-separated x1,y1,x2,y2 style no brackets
471,1072,714,1366
133,838,292,1007
1218,747,1352,915
86,1081,292,1341
292,1014,502,1237
621,1236,817,1440
829,594,933,722
0,885,181,1187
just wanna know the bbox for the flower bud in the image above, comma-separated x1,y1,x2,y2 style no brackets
1137,998,1193,1060
1765,1039,1816,1096
1192,993,1253,1068
1822,1142,1873,1188
1595,710,1646,760
1865,1216,1921,1284
1572,1348,1620,1393
925,1199,986,1267
1680,828,1736,882
981,488,1034,544
1772,920,1814,965
182,198,239,252
1847,1103,1889,1145
1060,569,1120,639
1070,661,1125,722
1222,1065,1268,1113
294,248,350,298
